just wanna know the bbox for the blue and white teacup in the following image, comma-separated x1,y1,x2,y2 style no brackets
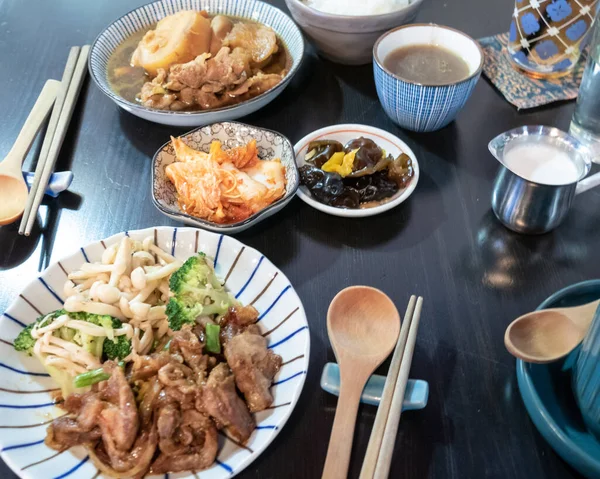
373,24,484,132
574,303,600,439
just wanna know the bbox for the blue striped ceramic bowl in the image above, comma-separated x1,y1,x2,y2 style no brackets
89,0,304,127
0,226,309,479
373,24,483,132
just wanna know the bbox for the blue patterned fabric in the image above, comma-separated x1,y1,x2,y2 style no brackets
479,32,586,109
373,62,480,132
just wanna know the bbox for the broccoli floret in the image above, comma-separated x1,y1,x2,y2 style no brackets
167,253,234,331
65,311,131,360
102,335,131,360
66,311,121,329
13,309,131,361
166,297,205,331
14,323,36,355
14,310,66,355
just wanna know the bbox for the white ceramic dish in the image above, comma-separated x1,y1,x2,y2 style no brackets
0,226,309,479
88,0,304,127
294,124,419,217
284,0,424,65
152,122,299,233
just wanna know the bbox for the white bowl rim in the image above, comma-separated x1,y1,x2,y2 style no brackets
88,0,305,118
373,23,485,87
286,0,425,21
294,124,420,218
151,121,300,230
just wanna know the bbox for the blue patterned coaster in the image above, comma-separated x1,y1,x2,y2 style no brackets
479,32,586,109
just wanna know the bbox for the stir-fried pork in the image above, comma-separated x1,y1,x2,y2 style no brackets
98,362,139,452
225,329,282,412
44,308,282,477
200,363,255,442
151,409,218,474
220,304,260,344
46,417,102,451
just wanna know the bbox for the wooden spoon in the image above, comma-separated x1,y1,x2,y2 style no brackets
504,299,600,364
0,79,59,225
322,286,400,479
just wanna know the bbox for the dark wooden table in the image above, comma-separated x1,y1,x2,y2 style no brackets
0,0,598,477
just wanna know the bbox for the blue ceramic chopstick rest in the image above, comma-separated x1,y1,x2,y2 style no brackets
23,171,73,198
320,362,429,410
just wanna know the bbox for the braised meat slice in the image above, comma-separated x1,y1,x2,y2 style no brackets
224,329,282,412
97,361,139,452
46,417,102,451
165,47,250,92
200,363,255,442
46,392,104,450
229,72,284,97
130,351,171,381
220,304,259,344
90,423,158,477
63,391,105,430
170,325,209,381
150,409,218,474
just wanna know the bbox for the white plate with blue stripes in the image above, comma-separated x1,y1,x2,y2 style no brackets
89,0,305,127
0,226,310,479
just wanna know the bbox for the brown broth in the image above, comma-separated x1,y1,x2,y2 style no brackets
383,44,470,85
106,17,290,108
107,28,150,104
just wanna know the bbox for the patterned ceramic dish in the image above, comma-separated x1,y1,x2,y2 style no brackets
294,124,419,217
284,0,424,65
152,122,299,233
373,24,484,132
88,0,304,127
517,280,600,479
0,226,310,479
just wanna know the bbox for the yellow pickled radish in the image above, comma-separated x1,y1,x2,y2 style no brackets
322,149,359,177
131,11,212,77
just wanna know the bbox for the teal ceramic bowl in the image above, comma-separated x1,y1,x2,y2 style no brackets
574,302,600,440
517,280,600,479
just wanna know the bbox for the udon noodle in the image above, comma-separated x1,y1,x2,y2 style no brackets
32,236,181,379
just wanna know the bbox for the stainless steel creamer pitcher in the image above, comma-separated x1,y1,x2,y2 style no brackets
490,126,600,235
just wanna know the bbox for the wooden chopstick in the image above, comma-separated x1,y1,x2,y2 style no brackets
358,295,417,479
373,296,423,479
18,46,80,234
19,45,89,236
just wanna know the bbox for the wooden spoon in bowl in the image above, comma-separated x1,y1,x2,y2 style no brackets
322,286,400,479
0,80,59,225
504,299,600,363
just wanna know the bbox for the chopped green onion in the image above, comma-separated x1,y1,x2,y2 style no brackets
163,339,172,351
73,368,110,388
205,324,221,354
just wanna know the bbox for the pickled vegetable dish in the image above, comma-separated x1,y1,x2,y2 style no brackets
166,137,286,224
299,137,414,208
107,10,290,112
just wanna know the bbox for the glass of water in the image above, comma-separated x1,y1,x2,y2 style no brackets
570,16,600,161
